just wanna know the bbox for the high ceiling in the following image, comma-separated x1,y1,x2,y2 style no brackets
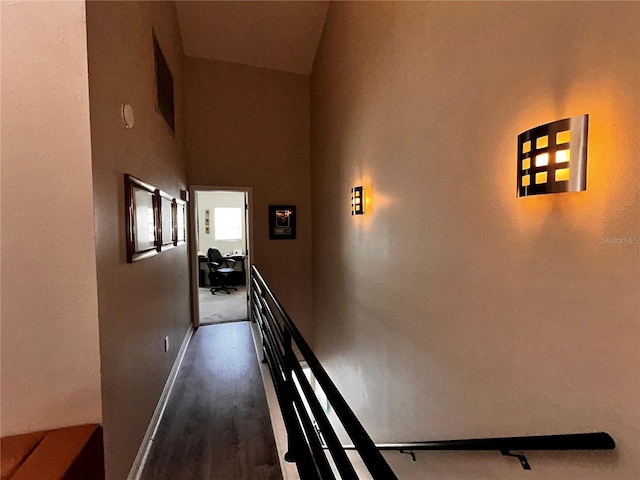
176,1,330,75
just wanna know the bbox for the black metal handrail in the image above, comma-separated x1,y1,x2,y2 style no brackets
251,266,616,477
339,432,615,470
251,265,398,480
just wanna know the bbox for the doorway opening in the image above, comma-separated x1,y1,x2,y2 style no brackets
190,187,252,327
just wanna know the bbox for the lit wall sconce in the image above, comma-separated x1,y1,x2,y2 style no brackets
351,186,364,215
517,114,588,197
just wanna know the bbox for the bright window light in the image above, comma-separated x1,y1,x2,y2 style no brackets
214,207,242,242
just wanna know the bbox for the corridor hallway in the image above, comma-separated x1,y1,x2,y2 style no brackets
140,322,283,480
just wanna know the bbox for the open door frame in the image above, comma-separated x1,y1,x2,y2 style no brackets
188,185,254,328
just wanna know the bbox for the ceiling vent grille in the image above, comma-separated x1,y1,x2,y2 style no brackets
153,33,174,133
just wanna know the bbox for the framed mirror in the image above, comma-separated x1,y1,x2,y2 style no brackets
158,190,175,251
125,174,159,263
174,199,186,246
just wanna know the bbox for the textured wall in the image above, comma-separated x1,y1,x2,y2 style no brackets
86,2,190,478
311,2,639,479
0,0,102,436
183,58,313,340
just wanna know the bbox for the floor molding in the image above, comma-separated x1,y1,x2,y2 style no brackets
127,325,194,480
250,321,300,480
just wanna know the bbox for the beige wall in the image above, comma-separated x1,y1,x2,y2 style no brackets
0,0,102,437
86,2,190,478
311,2,639,479
184,58,313,340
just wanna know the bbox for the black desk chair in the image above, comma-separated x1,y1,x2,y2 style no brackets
207,247,237,295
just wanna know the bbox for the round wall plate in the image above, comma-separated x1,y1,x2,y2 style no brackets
121,104,135,128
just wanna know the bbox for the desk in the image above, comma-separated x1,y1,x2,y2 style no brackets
197,256,208,287
225,254,246,286
198,254,246,287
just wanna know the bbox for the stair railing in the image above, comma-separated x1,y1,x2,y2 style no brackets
250,265,615,478
251,265,398,480
338,432,615,470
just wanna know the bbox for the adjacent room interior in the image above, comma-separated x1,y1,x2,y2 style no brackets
195,190,249,325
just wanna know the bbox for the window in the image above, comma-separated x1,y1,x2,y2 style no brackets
214,207,242,242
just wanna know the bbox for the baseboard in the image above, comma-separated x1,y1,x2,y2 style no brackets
127,326,194,480
250,322,301,480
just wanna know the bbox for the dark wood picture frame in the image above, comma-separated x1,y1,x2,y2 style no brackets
125,174,159,263
269,205,296,240
158,190,175,252
174,199,186,246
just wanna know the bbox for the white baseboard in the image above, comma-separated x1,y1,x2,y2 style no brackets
127,326,194,480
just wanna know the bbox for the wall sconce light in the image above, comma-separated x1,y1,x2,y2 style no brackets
517,114,588,197
351,186,364,215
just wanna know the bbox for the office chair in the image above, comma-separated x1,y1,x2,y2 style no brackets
207,247,237,295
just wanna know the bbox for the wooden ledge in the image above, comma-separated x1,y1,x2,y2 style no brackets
1,424,104,480
1,431,46,479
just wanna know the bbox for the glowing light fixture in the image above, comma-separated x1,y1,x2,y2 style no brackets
517,114,588,197
351,186,364,215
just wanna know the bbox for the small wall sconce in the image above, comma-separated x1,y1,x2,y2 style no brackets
517,114,588,197
351,186,364,215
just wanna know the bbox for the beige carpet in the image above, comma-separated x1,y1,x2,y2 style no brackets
199,285,248,325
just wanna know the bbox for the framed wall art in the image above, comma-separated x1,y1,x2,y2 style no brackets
124,174,187,262
269,205,296,240
174,199,187,246
158,190,175,251
125,174,159,263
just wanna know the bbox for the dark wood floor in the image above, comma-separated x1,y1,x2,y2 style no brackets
141,322,283,480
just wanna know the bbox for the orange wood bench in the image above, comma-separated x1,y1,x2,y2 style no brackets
1,424,104,480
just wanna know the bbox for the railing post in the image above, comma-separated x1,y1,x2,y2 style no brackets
261,344,268,364
260,287,268,364
249,277,255,324
282,329,298,463
251,273,267,364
